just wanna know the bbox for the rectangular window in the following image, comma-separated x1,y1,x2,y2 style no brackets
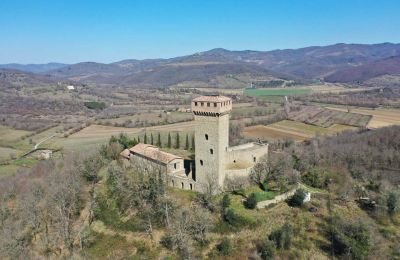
194,102,198,106
207,102,210,107
201,102,204,106
174,163,177,169
214,103,217,107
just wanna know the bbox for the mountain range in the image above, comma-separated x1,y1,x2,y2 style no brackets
1,43,400,88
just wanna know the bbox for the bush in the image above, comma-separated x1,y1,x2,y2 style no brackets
258,238,276,260
84,101,106,110
269,223,294,250
223,209,248,228
244,193,258,209
221,194,231,210
288,189,306,207
216,237,233,256
387,191,399,215
331,217,371,259
160,234,174,250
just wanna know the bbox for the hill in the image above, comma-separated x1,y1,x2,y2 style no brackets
2,43,400,87
0,62,67,73
0,68,59,89
324,55,400,85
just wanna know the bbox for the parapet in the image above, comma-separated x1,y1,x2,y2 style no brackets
191,95,232,116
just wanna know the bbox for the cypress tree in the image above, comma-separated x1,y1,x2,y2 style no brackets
185,133,189,150
150,133,154,145
167,133,171,148
144,133,147,144
138,136,141,143
175,132,180,149
157,132,161,147
191,134,195,151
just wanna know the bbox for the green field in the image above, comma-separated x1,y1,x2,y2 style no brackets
244,87,312,97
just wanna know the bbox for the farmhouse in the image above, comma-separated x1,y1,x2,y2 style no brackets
121,95,268,193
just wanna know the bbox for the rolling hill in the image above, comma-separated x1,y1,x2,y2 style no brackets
2,43,400,88
324,55,400,84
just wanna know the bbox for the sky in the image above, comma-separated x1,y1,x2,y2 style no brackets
0,0,399,64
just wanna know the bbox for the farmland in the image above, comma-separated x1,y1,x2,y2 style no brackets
325,107,400,128
243,120,358,141
244,87,312,97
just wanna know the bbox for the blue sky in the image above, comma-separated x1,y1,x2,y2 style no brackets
0,0,399,64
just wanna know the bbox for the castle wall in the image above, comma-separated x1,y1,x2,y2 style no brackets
225,143,269,166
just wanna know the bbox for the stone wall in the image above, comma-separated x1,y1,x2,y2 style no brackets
256,183,300,209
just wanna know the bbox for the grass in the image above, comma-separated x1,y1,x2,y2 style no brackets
0,125,32,144
244,87,311,97
253,191,278,202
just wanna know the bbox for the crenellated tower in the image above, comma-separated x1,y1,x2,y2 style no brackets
191,95,232,193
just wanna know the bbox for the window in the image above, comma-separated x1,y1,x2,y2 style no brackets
174,163,177,169
233,160,236,163
201,102,204,106
181,182,184,189
210,148,213,154
207,102,210,107
205,134,208,140
214,103,217,107
194,102,198,106
200,160,203,166
253,157,256,162
172,180,174,187
190,184,193,190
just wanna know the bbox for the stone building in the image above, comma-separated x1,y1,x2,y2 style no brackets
121,95,268,193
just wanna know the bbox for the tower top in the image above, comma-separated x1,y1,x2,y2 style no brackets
192,95,232,117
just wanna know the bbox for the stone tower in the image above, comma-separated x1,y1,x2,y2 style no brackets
191,95,232,193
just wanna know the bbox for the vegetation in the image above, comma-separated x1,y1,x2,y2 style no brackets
84,101,106,110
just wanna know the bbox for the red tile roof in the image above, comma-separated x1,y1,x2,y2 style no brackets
129,143,182,164
192,95,231,102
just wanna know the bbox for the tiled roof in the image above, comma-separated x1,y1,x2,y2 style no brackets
192,95,231,102
129,143,182,164
120,149,130,159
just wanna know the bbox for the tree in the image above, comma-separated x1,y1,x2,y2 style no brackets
221,194,231,211
216,237,233,256
259,238,276,260
175,132,180,149
144,133,147,144
157,132,161,147
191,135,195,151
244,193,257,209
167,133,171,148
150,133,154,145
387,191,399,215
269,223,294,250
288,189,306,207
185,134,189,150
330,217,371,259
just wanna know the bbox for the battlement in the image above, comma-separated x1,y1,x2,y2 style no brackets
191,95,232,116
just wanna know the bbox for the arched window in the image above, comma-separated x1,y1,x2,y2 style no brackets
205,134,208,140
210,148,213,154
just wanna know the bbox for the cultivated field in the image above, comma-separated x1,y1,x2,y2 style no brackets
326,107,400,128
242,120,358,141
244,87,312,97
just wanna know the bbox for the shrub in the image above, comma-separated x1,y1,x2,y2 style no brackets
223,209,248,228
84,101,106,110
288,189,306,207
331,217,371,259
221,194,231,210
244,193,258,209
258,238,276,260
387,191,399,215
160,234,174,250
216,237,233,256
269,223,294,250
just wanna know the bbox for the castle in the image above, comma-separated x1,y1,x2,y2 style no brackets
120,95,269,193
